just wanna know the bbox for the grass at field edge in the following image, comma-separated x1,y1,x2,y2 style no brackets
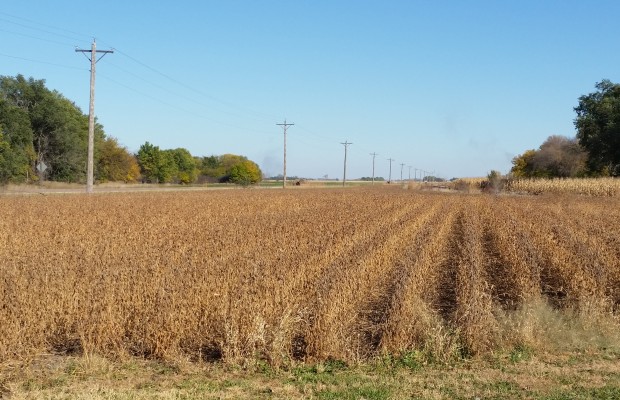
1,348,619,399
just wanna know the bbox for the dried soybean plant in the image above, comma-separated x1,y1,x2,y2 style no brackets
0,188,619,365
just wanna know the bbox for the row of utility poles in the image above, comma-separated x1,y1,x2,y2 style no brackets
75,38,433,193
377,156,435,184
75,39,435,193
276,120,436,187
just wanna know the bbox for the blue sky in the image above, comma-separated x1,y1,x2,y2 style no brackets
2,1,619,179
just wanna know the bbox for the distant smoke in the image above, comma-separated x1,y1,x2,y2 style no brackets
261,152,282,178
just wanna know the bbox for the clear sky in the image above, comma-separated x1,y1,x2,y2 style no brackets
2,1,619,180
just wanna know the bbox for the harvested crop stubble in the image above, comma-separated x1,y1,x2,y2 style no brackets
0,188,619,365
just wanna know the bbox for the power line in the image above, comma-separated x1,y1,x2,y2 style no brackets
0,27,76,47
0,12,300,148
101,59,280,133
0,15,89,43
0,52,86,71
0,11,92,40
109,47,277,123
97,72,278,138
1,12,277,125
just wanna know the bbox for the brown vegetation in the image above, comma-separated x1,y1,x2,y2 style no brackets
0,188,619,366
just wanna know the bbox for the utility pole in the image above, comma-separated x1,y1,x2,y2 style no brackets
341,141,352,187
276,120,294,189
400,163,405,182
408,165,412,181
370,152,378,184
414,168,418,181
75,40,113,193
387,158,394,183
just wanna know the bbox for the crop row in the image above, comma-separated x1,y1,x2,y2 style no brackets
0,188,618,364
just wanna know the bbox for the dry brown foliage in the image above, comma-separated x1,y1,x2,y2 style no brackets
505,177,620,196
1,188,619,365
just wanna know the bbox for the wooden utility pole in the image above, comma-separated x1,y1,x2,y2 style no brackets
400,163,405,182
341,141,352,187
370,152,378,184
75,40,113,193
276,120,294,189
387,158,394,183
408,165,412,180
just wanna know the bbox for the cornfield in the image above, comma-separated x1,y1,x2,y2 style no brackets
505,177,620,196
448,177,620,196
1,188,619,365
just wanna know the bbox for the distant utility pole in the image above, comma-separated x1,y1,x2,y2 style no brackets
276,120,294,189
341,141,352,187
408,165,412,181
414,168,419,181
387,158,394,183
370,152,378,184
400,163,405,182
75,39,113,193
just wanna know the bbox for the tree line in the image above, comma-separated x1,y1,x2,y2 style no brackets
511,80,620,178
0,75,262,185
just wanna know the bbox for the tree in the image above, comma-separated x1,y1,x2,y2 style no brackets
168,148,197,184
198,154,250,182
0,77,36,182
137,142,176,183
97,137,140,183
574,79,620,176
532,136,587,178
0,74,104,183
157,150,177,183
0,128,12,184
228,160,262,186
510,149,537,178
510,136,587,178
137,143,199,184
136,142,159,182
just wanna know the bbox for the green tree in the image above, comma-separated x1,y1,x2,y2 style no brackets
97,137,140,183
136,142,180,183
229,160,262,186
0,128,12,184
157,150,177,183
0,77,36,182
574,79,620,176
199,154,249,182
168,148,197,184
0,74,104,183
510,149,537,178
136,142,162,183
